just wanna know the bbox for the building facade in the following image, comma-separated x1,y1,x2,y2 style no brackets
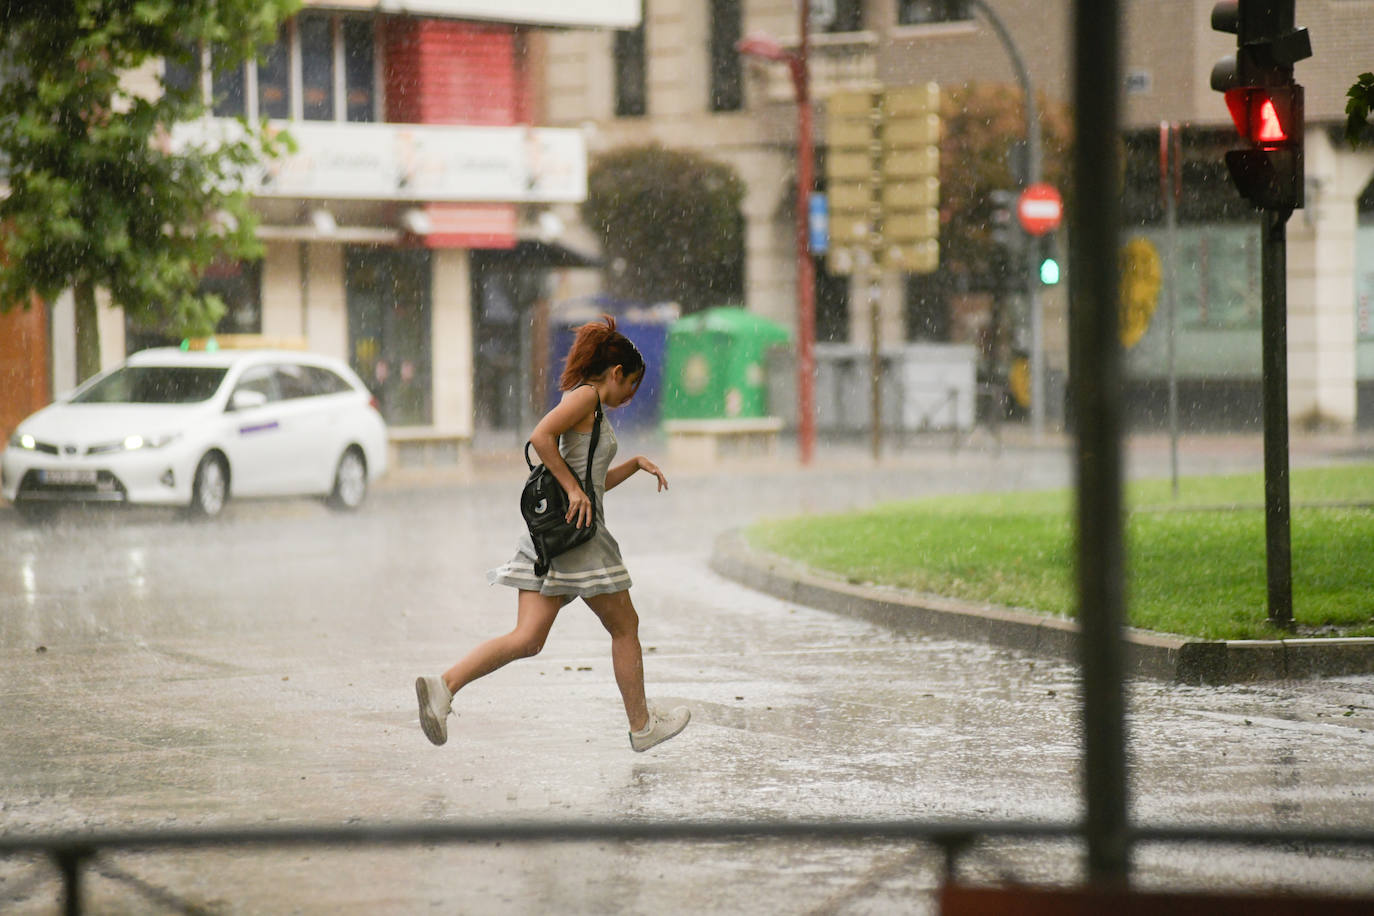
543,0,1374,430
24,0,637,459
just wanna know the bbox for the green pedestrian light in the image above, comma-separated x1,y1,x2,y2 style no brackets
1039,256,1060,285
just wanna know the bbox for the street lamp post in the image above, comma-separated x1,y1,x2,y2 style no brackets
738,9,816,465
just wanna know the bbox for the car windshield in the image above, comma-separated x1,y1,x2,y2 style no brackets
71,366,229,404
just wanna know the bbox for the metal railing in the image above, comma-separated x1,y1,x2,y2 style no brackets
4,818,1374,915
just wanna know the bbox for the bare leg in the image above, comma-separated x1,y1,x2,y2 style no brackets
441,589,562,695
583,590,649,732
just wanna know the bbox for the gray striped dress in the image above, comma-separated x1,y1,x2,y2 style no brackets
487,411,632,599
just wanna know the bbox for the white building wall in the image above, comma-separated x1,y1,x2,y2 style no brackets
1287,132,1374,426
431,248,474,437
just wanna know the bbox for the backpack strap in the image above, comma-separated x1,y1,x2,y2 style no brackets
524,386,602,491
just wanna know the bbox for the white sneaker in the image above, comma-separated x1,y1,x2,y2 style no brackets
629,705,691,752
415,676,452,746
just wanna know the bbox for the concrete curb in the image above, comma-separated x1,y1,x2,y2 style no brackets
710,529,1374,684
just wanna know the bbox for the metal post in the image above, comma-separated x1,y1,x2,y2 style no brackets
55,847,88,916
868,269,882,459
1161,123,1181,499
1070,0,1130,887
794,4,817,465
970,0,1044,437
1261,208,1294,628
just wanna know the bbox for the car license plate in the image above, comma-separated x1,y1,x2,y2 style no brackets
39,469,97,486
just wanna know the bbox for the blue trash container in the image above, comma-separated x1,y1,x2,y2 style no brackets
548,297,675,430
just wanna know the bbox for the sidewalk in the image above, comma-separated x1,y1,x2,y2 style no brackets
380,425,1374,492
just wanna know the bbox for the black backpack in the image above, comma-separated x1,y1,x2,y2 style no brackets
520,393,602,577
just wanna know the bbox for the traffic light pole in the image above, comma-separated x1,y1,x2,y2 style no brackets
969,0,1046,437
1261,207,1294,628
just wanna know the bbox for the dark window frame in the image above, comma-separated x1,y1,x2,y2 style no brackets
897,0,973,27
614,4,647,118
709,0,742,113
188,14,376,123
822,0,865,33
299,13,335,121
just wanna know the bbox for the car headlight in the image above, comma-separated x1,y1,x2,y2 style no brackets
87,433,183,455
8,432,37,450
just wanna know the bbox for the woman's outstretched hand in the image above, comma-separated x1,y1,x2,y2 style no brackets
637,456,669,492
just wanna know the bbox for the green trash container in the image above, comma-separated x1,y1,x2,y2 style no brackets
661,306,791,420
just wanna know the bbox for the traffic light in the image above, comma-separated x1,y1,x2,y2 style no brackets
1037,235,1060,286
988,189,1023,256
1210,0,1310,212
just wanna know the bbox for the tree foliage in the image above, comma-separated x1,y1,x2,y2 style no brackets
937,83,1073,284
1346,72,1374,147
0,0,299,358
581,143,745,313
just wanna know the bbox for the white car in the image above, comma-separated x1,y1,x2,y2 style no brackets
2,346,388,521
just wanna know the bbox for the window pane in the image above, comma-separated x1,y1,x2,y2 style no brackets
73,367,229,405
614,23,646,117
898,0,972,26
826,0,864,32
210,46,245,117
343,18,376,122
257,24,291,119
709,0,742,113
300,14,334,121
164,43,199,102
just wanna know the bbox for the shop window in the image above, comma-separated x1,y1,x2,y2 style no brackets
709,0,742,113
815,262,851,343
820,0,864,33
898,0,973,26
904,273,950,341
614,5,647,118
345,247,433,426
124,260,262,354
300,13,335,121
257,25,292,120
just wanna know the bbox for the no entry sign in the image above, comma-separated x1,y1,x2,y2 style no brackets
1017,183,1063,236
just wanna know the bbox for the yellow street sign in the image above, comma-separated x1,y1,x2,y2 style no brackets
828,151,874,180
829,120,878,149
885,240,939,274
882,147,939,179
881,177,939,209
828,183,875,210
883,113,940,148
882,208,939,243
828,90,878,118
830,213,875,245
882,82,940,116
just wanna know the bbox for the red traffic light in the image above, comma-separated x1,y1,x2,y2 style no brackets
1223,87,1295,148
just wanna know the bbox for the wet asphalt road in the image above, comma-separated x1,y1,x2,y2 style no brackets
2,434,1373,913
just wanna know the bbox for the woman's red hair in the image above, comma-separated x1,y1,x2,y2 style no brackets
559,315,645,390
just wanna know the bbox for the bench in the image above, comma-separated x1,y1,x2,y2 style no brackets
663,417,785,466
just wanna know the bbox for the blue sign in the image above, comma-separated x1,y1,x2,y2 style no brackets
808,192,828,254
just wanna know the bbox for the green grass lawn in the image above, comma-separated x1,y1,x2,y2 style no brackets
745,464,1374,641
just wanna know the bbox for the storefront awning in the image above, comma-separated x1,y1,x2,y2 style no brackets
477,238,602,269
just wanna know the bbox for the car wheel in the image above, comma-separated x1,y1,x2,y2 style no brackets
187,453,228,519
14,502,56,525
326,447,367,511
